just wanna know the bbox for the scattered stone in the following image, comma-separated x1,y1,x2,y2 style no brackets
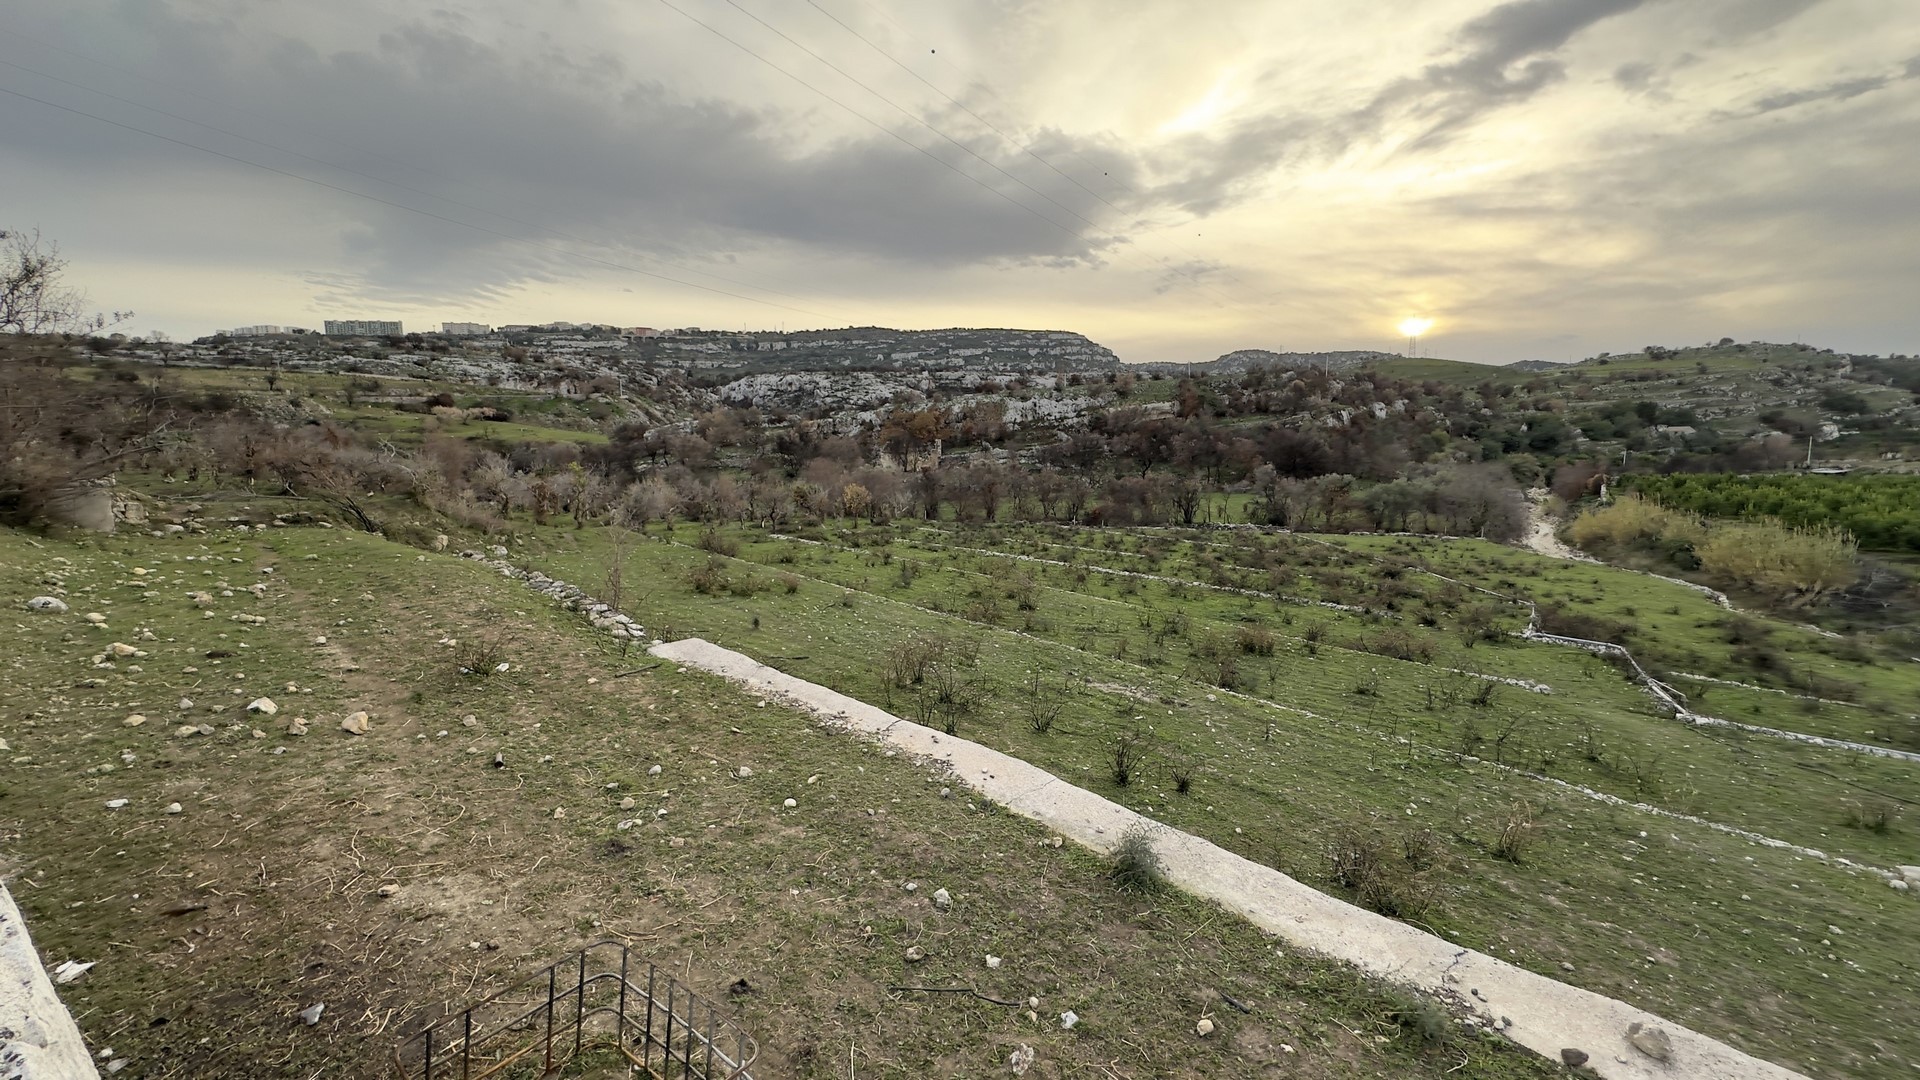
1899,865,1920,888
1195,1017,1215,1037
648,764,662,776
985,955,1002,969
109,642,141,658
461,714,478,727
552,807,567,820
619,796,636,811
123,714,146,728
1560,961,1575,972
297,1003,325,1026
668,836,686,849
339,711,371,735
104,799,129,810
1560,1048,1588,1067
783,798,798,809
735,765,753,779
932,888,952,911
25,596,69,613
1009,1045,1036,1075
174,724,203,738
1059,1011,1079,1030
938,787,951,799
377,884,399,898
904,946,926,963
286,717,310,737
178,697,193,710
1627,1023,1672,1062
84,612,107,624
246,697,278,715
164,803,183,815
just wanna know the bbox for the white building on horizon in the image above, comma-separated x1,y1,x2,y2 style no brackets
228,325,283,337
441,321,491,336
324,319,403,336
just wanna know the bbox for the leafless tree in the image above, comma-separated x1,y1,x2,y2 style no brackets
1,228,128,335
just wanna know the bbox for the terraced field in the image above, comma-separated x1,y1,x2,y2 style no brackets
514,518,1920,1078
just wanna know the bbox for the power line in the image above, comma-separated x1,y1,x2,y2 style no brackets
652,0,1095,246
803,0,1127,217
0,51,861,321
0,82,837,318
662,0,1278,329
808,0,1279,308
720,0,1106,234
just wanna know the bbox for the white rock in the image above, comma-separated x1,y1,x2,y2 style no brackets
53,960,96,984
164,802,183,815
25,596,68,613
247,697,278,715
377,884,399,898
1059,1011,1079,1030
297,1003,324,1026
104,799,129,810
84,612,107,624
1009,1045,1036,1075
340,711,371,735
1196,1017,1216,1036
932,888,952,911
286,717,310,736
648,764,662,776
783,798,797,809
985,955,1001,969
123,714,146,728
735,765,753,779
619,796,637,811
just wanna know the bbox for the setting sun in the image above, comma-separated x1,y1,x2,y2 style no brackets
1397,317,1435,338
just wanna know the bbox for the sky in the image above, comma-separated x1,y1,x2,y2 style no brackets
3,0,1917,364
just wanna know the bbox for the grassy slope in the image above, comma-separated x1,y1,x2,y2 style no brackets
0,522,1558,1080
514,520,1920,1079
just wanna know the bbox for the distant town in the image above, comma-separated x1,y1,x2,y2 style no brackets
219,320,671,339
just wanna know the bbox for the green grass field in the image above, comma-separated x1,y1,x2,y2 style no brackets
0,519,1568,1079
501,516,1920,1079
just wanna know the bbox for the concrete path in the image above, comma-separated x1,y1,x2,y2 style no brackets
653,637,1808,1080
1,883,99,1079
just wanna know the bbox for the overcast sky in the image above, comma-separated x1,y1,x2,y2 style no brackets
3,0,1916,363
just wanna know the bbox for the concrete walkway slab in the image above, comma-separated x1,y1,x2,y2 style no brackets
1,883,99,1080
653,637,1807,1080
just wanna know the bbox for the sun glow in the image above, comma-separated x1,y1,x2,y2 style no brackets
1397,317,1435,338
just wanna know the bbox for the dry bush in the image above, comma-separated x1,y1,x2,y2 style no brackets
1697,521,1857,606
1236,623,1277,656
1567,495,1703,551
1492,801,1538,862
1840,799,1899,834
1328,822,1440,920
1110,731,1149,787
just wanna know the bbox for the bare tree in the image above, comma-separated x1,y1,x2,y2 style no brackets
1,229,128,335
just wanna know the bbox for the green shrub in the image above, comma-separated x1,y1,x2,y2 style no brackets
1108,825,1165,892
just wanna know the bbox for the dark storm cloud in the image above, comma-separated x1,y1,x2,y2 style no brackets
1746,66,1919,115
1367,0,1647,148
0,3,1139,304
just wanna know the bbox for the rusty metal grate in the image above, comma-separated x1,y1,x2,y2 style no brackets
391,940,757,1079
